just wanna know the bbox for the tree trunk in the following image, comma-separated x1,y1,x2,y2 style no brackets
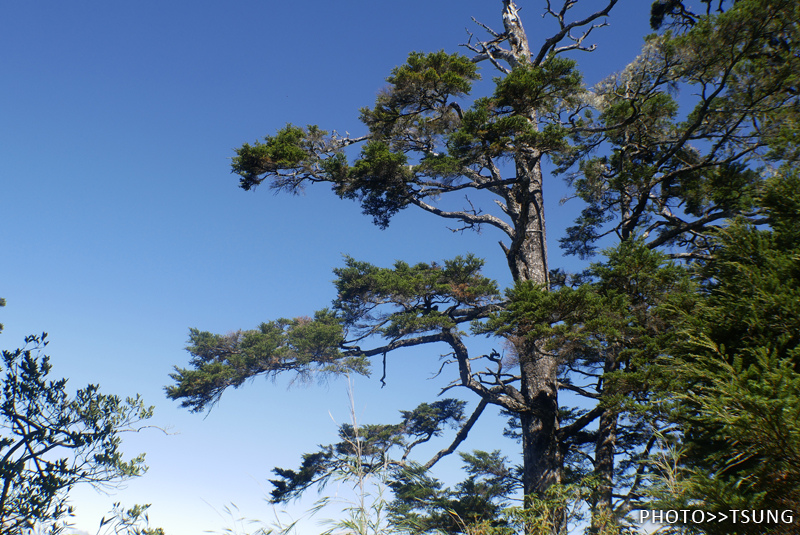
505,155,549,286
592,351,620,532
520,340,561,495
508,151,562,512
593,409,617,530
501,0,560,504
496,1,564,527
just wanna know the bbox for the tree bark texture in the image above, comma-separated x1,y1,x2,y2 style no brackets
501,1,559,503
506,154,550,287
519,339,561,495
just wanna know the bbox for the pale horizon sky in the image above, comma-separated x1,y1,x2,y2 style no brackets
1,1,654,533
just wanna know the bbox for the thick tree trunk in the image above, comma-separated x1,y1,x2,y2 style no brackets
501,0,559,505
508,152,562,512
592,352,620,531
594,409,617,528
498,2,563,529
505,155,549,286
520,340,561,495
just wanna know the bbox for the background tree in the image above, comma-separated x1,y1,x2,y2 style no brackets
0,333,154,534
648,169,800,535
538,0,800,527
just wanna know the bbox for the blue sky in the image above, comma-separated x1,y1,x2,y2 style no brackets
1,1,654,533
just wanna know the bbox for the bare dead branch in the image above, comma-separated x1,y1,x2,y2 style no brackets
409,197,516,238
533,0,619,66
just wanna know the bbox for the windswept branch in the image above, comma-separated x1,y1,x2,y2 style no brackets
424,398,489,469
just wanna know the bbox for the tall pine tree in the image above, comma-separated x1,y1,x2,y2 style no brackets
167,1,799,532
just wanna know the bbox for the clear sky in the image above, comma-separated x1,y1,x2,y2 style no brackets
1,1,654,533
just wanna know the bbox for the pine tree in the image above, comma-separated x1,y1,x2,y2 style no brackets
166,1,800,532
168,1,620,513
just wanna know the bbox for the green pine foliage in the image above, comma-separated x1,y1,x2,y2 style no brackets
336,141,414,229
267,399,466,503
167,310,366,413
388,453,517,535
232,124,311,190
653,170,800,533
333,254,499,336
360,51,479,146
167,254,500,414
448,57,581,165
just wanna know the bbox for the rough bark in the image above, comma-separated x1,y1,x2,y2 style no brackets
594,410,617,521
500,2,558,503
594,398,618,528
519,339,561,495
505,153,550,287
